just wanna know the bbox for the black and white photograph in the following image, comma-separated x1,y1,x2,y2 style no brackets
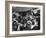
12,7,40,31
7,2,45,36
5,1,45,37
